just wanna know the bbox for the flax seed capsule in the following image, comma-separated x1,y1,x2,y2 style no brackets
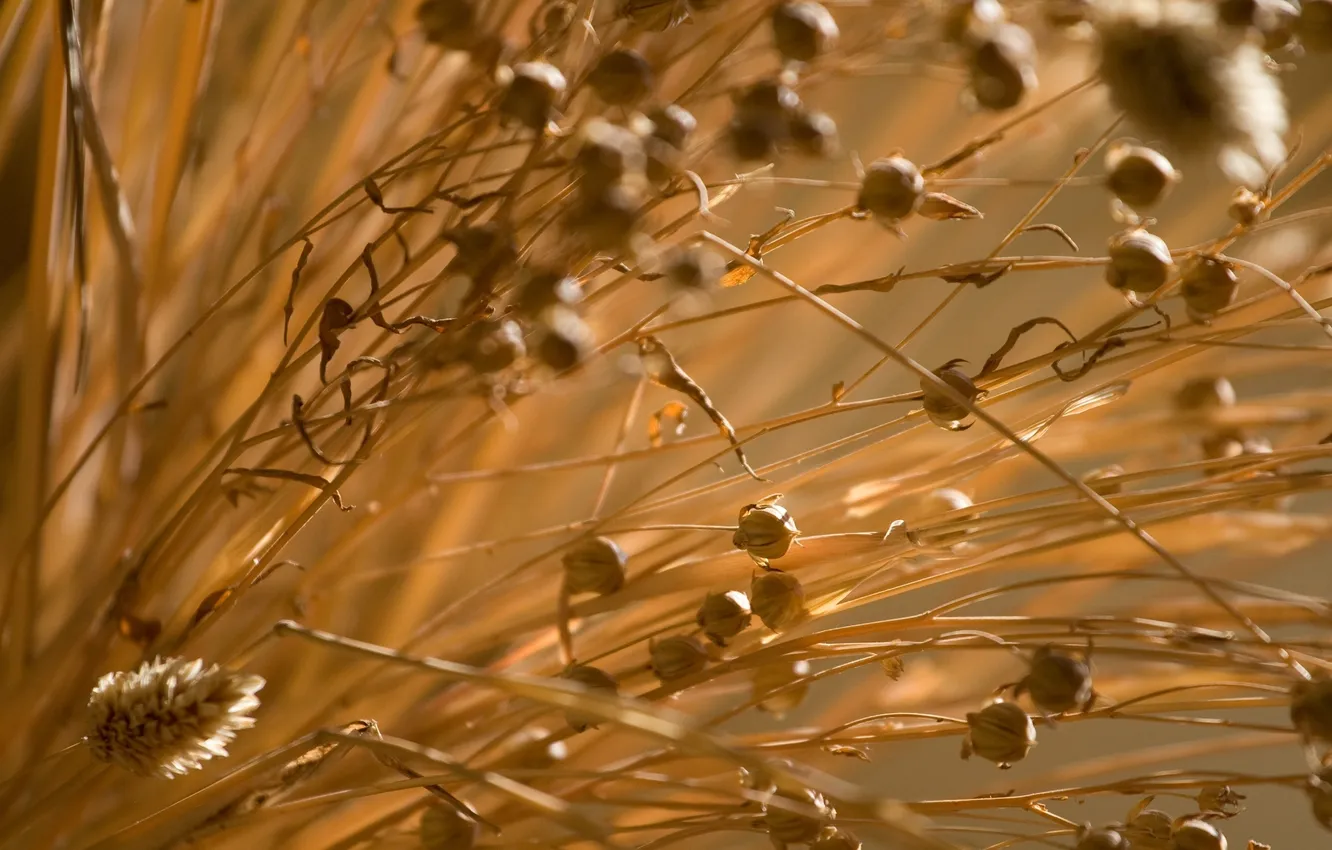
1017,645,1093,714
464,318,525,374
811,829,861,850
789,109,839,158
416,0,478,50
696,590,752,645
499,62,566,131
734,502,800,564
419,804,481,850
562,536,627,596
535,306,593,370
1307,768,1332,830
754,659,811,717
1175,375,1237,411
857,155,924,223
1181,254,1238,320
649,635,708,681
921,360,979,431
1106,229,1173,294
588,48,654,106
1169,819,1227,850
966,22,1037,111
1075,827,1127,850
771,1,839,63
961,700,1035,767
1291,676,1332,744
575,119,646,195
1105,142,1179,209
562,664,618,732
763,788,833,844
750,571,805,631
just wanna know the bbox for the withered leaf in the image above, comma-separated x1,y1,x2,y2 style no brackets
648,401,689,447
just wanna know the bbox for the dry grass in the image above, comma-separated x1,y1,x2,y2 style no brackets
3,1,1332,848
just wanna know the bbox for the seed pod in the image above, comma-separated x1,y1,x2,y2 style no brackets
967,23,1037,111
730,81,800,160
567,183,644,252
499,62,567,131
464,318,525,373
734,502,800,563
771,1,839,63
763,788,833,844
1170,819,1226,850
921,360,980,431
575,120,646,195
588,49,653,106
1181,255,1238,320
1105,143,1179,209
942,0,1007,44
1123,809,1172,849
751,571,805,631
1175,376,1237,411
1201,430,1245,460
811,829,861,850
1106,229,1173,294
644,136,684,184
1291,676,1332,743
1018,645,1093,714
728,117,780,161
562,536,627,595
697,590,753,645
662,244,724,290
1196,784,1245,816
535,306,593,370
910,487,980,544
517,269,582,315
918,192,982,220
961,700,1035,768
1228,187,1267,226
1082,464,1125,495
416,0,478,50
562,664,619,731
857,155,925,223
444,222,519,282
1308,768,1332,831
1076,827,1128,850
647,104,697,149
754,659,811,717
1299,0,1332,51
789,109,840,158
649,635,708,681
419,804,482,850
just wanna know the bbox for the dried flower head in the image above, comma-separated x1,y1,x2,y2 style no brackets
754,659,812,717
751,570,806,631
734,500,801,564
762,788,834,843
697,589,753,645
562,664,619,732
1170,818,1227,850
1106,228,1173,295
650,635,709,681
771,1,840,63
86,657,264,779
420,804,482,850
1092,0,1288,188
562,536,628,596
962,699,1036,768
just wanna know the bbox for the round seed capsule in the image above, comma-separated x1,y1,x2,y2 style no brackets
499,62,567,131
697,590,753,645
734,502,800,563
962,700,1035,768
967,23,1037,111
728,117,779,161
567,183,644,252
909,487,979,545
857,155,924,223
763,788,833,843
1106,229,1173,294
789,109,839,158
1019,645,1093,714
562,664,619,732
1170,819,1227,850
942,0,1007,45
562,536,627,596
1291,676,1332,743
416,0,478,50
1076,827,1128,850
1105,143,1179,209
588,49,653,106
1228,186,1267,225
771,1,839,63
754,659,811,717
734,80,801,136
1082,464,1125,496
647,104,698,149
662,244,724,291
517,269,582,315
1299,0,1332,51
420,805,481,850
444,222,518,281
750,571,806,631
921,360,980,431
1196,784,1245,816
1308,768,1332,831
1175,375,1237,411
1124,809,1173,850
650,635,708,681
535,306,593,370
1181,255,1239,320
464,318,525,373
575,120,646,195
811,829,861,850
